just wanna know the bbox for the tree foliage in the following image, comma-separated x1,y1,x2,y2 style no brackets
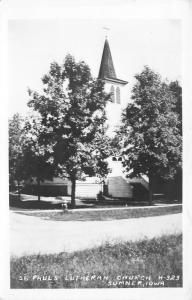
22,115,57,200
169,80,182,134
9,113,56,200
28,55,112,207
118,66,182,204
9,113,25,190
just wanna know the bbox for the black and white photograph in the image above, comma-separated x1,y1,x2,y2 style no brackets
1,0,192,299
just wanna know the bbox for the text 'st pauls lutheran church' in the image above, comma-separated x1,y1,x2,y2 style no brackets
33,38,149,199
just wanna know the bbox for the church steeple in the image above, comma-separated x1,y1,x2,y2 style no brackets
98,38,117,80
98,38,128,85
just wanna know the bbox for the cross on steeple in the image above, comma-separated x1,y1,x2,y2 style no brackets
102,26,110,39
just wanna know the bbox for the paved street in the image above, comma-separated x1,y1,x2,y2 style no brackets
10,211,182,256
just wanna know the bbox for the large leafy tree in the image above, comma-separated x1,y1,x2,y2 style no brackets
9,113,25,196
28,55,111,207
169,80,182,134
22,115,56,201
9,113,56,201
118,66,182,205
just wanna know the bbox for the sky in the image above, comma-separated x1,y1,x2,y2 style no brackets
8,19,182,116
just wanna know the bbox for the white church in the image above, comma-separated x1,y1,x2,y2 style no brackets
32,38,149,199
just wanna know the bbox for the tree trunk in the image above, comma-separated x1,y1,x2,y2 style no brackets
37,178,41,201
17,181,21,201
71,179,76,208
148,175,153,206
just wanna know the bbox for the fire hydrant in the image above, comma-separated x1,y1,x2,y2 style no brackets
61,199,68,213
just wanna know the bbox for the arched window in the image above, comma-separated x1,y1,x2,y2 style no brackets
116,87,120,104
118,157,122,161
112,157,117,161
110,85,115,103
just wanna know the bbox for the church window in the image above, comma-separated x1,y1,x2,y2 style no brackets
118,157,122,161
110,85,115,103
116,87,120,104
112,157,117,161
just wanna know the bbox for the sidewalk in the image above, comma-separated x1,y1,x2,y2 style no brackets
11,203,182,213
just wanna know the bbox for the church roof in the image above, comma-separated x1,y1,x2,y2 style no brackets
98,38,128,85
98,38,117,79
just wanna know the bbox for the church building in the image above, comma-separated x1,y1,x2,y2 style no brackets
97,38,148,199
26,38,149,199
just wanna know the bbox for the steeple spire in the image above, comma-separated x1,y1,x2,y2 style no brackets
98,38,128,85
98,38,117,80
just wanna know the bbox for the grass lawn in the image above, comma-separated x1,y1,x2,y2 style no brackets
18,204,182,221
10,234,182,288
10,192,182,211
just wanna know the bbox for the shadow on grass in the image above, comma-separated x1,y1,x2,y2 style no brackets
9,193,148,210
9,192,181,211
9,194,62,210
82,198,148,207
9,193,96,210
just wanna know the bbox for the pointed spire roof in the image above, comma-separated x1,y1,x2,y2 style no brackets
98,38,117,79
98,38,128,85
